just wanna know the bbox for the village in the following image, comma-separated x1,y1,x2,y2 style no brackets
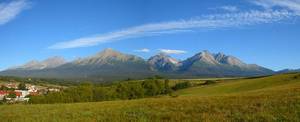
0,82,61,103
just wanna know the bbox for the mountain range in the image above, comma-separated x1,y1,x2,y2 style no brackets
276,69,300,74
0,48,275,82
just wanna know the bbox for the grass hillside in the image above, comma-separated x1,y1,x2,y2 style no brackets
176,73,300,96
0,73,299,122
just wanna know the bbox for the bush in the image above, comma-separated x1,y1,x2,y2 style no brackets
172,82,192,91
7,92,17,98
202,80,216,85
18,83,27,90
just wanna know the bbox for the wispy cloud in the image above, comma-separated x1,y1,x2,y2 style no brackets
134,48,150,53
49,1,299,49
252,0,300,14
148,29,194,35
159,49,187,55
219,6,239,12
0,0,30,26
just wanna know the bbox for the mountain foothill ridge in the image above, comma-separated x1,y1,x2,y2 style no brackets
0,48,275,81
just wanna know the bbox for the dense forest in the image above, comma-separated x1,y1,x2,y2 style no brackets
28,77,193,104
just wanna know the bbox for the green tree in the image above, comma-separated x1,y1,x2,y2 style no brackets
154,75,164,79
164,79,172,94
18,83,27,90
142,80,159,96
172,81,192,90
0,85,8,90
7,92,16,98
93,87,112,101
127,83,144,99
28,79,174,104
115,83,130,99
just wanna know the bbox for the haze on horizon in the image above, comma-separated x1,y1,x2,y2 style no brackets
1,0,300,71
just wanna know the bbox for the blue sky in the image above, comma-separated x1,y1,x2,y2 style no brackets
0,0,300,71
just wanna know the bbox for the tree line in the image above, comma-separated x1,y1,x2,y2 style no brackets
29,78,184,104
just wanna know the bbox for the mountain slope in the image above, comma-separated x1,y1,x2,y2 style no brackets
9,56,66,70
148,53,179,72
1,49,153,81
0,49,274,81
56,49,153,81
176,73,300,96
179,51,273,77
72,48,144,65
277,69,300,74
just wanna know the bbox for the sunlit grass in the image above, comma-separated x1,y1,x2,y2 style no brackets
0,73,299,122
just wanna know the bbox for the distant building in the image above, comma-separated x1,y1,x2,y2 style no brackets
1,83,59,102
4,90,30,102
15,91,22,98
0,90,9,100
14,90,30,98
29,92,39,96
48,88,60,92
26,85,38,92
6,83,18,89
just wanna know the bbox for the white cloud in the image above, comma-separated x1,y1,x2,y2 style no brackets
252,0,300,14
0,0,30,25
49,1,299,49
134,48,150,53
219,6,239,12
148,29,194,35
159,49,187,55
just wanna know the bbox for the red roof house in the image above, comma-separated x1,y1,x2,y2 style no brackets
15,92,22,98
0,90,8,96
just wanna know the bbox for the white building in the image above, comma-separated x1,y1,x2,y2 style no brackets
27,85,38,92
14,90,30,98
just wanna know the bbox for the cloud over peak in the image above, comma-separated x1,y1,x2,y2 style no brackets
159,49,187,55
134,48,150,53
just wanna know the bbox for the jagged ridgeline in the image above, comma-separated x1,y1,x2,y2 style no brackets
0,48,274,82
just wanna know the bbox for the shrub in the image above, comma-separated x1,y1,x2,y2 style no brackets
172,82,192,91
18,83,27,90
202,80,216,85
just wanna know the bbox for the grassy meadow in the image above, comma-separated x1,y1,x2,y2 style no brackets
0,73,300,121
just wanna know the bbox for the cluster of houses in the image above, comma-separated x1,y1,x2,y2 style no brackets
0,82,60,102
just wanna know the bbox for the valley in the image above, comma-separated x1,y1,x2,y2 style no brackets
0,73,299,121
1,0,300,121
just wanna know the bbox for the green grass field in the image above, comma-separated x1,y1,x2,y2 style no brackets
175,73,299,96
0,73,300,122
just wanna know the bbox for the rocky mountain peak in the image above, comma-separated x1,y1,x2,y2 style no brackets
192,50,219,64
148,53,179,65
214,53,246,67
148,53,179,72
42,56,66,68
13,56,66,70
95,48,123,58
22,60,41,69
74,48,144,65
223,56,245,66
214,52,225,61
